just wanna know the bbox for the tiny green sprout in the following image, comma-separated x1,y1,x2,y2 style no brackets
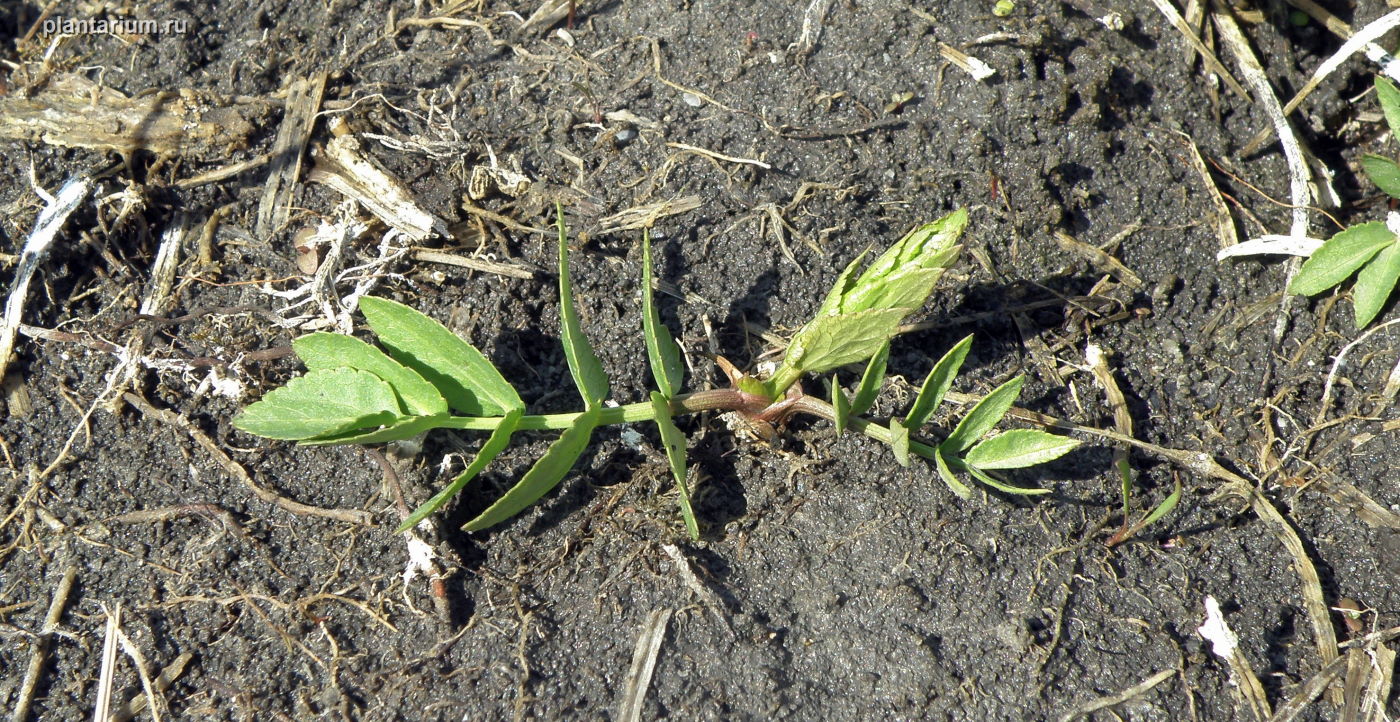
234,206,1079,537
1291,76,1400,329
993,0,1015,17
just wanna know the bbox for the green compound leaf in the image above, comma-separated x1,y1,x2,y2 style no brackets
463,406,601,532
293,332,447,416
1353,240,1400,328
963,429,1079,469
942,375,1025,453
830,375,852,434
889,418,911,467
233,368,400,441
359,296,523,416
1377,76,1400,140
642,228,684,398
650,392,698,540
556,203,610,407
302,413,448,446
934,446,974,500
905,334,974,430
1361,155,1400,201
1290,221,1396,297
396,409,523,533
849,340,890,419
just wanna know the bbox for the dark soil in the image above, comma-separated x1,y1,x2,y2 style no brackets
2,1,1398,720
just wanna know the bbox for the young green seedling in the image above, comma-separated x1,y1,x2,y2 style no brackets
1291,76,1400,329
234,205,1079,538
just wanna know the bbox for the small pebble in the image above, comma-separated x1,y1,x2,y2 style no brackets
682,92,702,107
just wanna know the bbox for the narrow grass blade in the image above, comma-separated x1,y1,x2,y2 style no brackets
934,447,973,499
943,375,1025,453
963,429,1079,469
889,418,910,467
849,340,889,418
641,228,683,397
359,296,523,416
1139,479,1182,528
650,392,698,540
463,405,601,532
1353,240,1400,328
556,202,610,407
1289,221,1395,296
233,368,400,440
830,375,852,434
395,409,523,533
294,332,447,416
905,334,973,429
1361,155,1400,200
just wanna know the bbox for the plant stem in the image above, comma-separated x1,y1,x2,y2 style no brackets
436,388,943,462
436,389,749,431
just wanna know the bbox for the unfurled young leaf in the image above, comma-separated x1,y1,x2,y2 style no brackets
1289,221,1395,297
964,429,1079,469
463,406,601,532
556,203,610,407
768,210,966,394
642,228,684,398
293,332,447,416
359,296,523,416
905,334,974,430
830,375,852,433
650,392,698,540
395,409,523,532
779,308,908,378
233,367,401,440
1377,76,1400,139
1353,240,1400,328
849,340,890,419
1361,155,1400,200
942,375,1025,453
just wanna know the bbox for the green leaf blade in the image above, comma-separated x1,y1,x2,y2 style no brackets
1289,221,1396,297
889,418,911,467
556,203,610,407
830,375,852,434
463,406,601,532
395,409,523,533
1353,239,1400,328
944,375,1025,453
302,413,448,446
293,332,447,416
1377,76,1400,140
642,228,684,398
905,334,974,429
358,296,523,416
963,429,1080,469
934,447,974,500
849,340,889,418
650,392,698,540
1361,155,1400,200
782,308,908,376
233,368,400,441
